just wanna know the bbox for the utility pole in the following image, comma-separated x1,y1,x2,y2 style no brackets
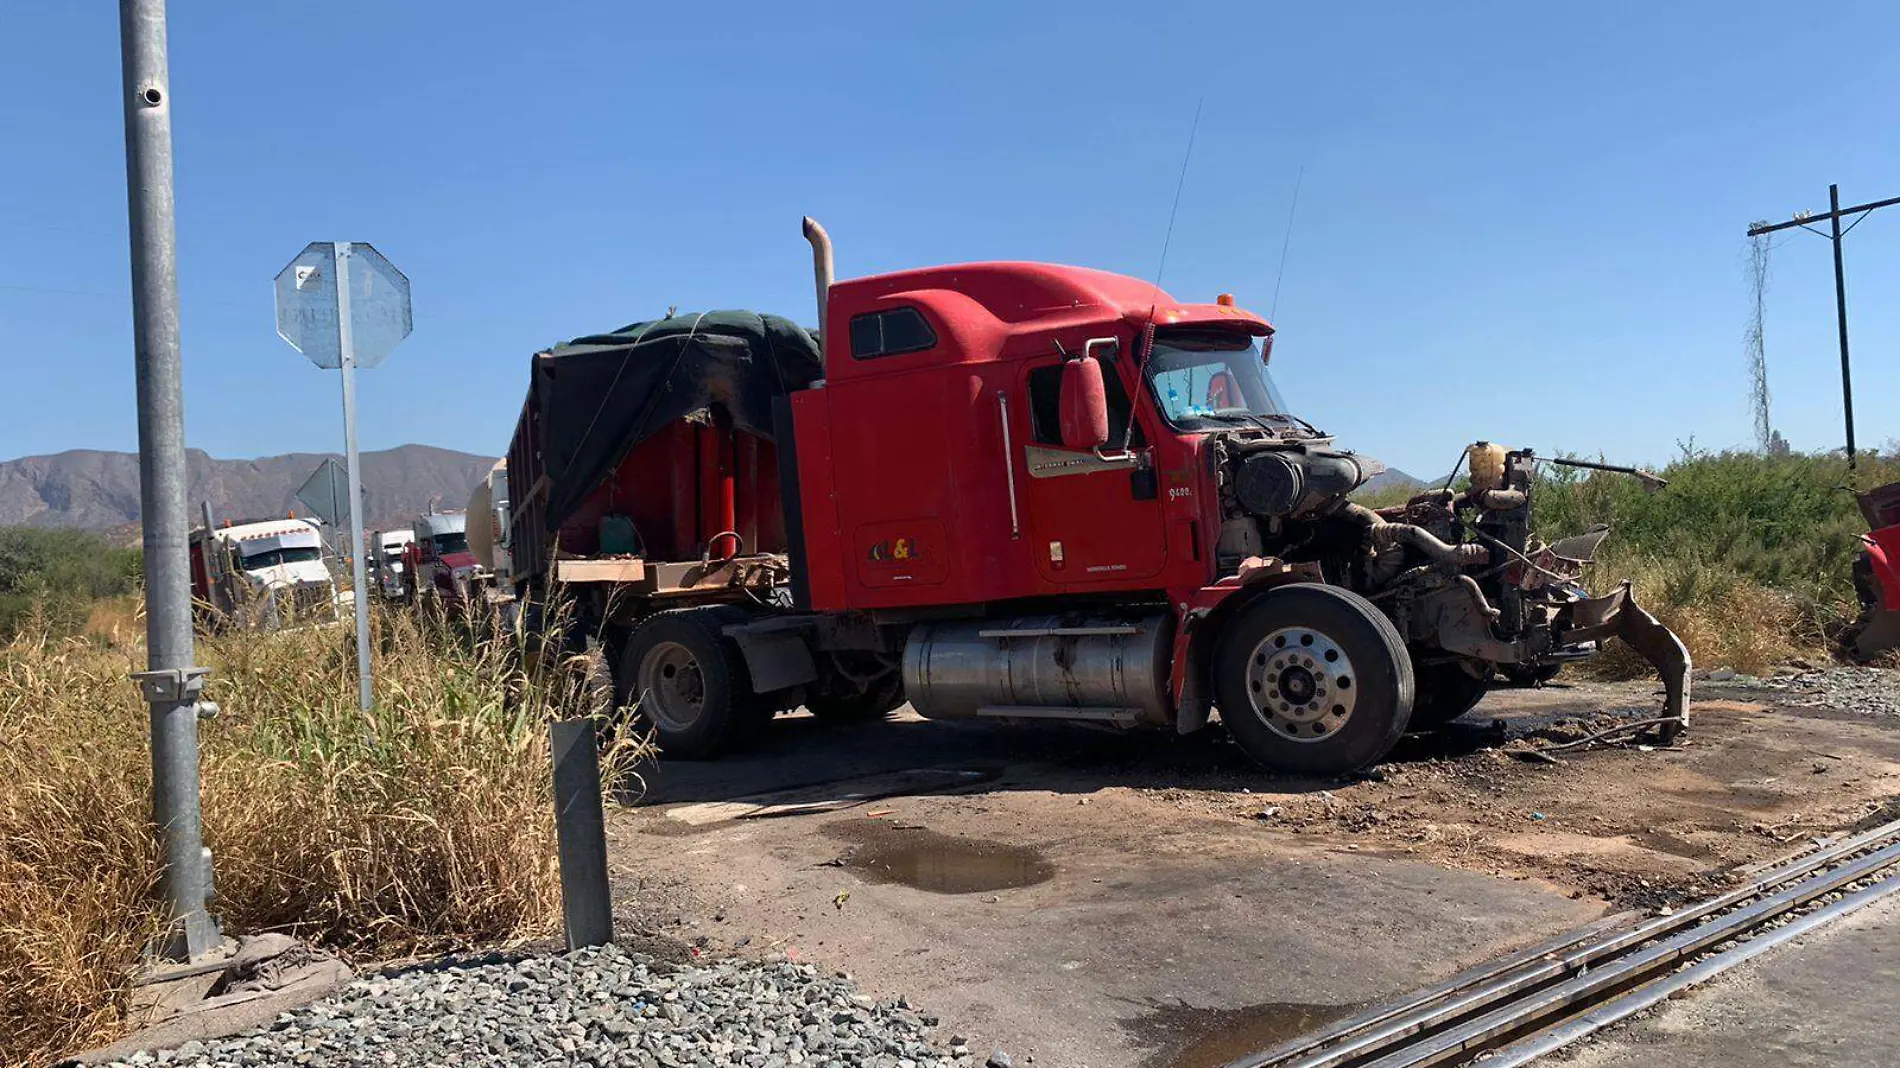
1747,184,1900,469
119,0,218,960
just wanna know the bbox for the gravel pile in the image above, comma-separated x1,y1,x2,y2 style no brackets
102,946,973,1068
1747,666,1900,717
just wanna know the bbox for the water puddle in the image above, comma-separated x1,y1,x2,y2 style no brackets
1131,1000,1356,1068
822,821,1054,894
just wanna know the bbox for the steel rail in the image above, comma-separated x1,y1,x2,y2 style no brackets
1219,912,1640,1068
1482,868,1900,1066
1356,837,1900,1068
1237,817,1900,1068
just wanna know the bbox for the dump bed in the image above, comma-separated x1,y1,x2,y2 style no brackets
504,310,821,586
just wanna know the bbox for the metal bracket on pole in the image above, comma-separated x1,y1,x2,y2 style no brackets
131,666,210,704
132,666,220,719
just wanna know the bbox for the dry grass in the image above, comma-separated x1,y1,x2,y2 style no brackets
1583,547,1824,679
1,604,641,1067
82,594,144,649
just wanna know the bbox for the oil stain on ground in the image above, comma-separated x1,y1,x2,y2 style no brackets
822,820,1054,894
1130,1000,1357,1068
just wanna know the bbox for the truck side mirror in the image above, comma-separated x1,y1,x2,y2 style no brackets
1060,357,1110,451
1206,370,1239,410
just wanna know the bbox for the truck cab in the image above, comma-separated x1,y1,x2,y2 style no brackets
790,262,1276,613
189,518,341,629
407,511,483,607
371,529,416,599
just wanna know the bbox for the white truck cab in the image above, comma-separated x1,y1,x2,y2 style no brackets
191,518,342,628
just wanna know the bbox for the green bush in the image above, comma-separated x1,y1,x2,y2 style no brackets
1534,448,1898,672
0,529,143,639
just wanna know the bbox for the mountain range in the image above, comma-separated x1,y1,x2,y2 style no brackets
0,445,496,535
1,443,1423,537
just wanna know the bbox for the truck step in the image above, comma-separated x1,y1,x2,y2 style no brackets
975,705,1143,726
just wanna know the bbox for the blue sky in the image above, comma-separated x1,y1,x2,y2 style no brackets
3,0,1898,479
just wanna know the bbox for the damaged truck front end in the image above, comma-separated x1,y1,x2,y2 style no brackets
1208,434,1692,748
1366,445,1690,738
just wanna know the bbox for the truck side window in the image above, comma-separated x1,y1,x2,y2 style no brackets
1027,361,1144,447
849,307,936,359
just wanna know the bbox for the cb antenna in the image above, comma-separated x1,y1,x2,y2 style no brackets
1143,97,1205,348
1270,163,1305,320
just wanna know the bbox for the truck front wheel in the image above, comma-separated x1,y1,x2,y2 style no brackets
1409,660,1491,728
617,606,757,759
1213,584,1415,775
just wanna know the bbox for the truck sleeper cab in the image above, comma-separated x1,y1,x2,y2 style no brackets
509,218,1690,775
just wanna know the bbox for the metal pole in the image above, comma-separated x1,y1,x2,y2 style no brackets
1829,184,1858,469
333,245,375,711
550,719,614,949
119,0,217,961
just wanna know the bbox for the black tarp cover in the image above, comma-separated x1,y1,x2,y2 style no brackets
530,309,821,532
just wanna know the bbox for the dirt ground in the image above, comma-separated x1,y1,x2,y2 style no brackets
602,673,1900,1068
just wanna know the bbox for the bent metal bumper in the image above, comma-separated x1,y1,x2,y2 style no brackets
1560,581,1693,740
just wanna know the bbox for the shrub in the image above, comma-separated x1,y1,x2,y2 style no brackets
0,528,143,640
1536,448,1897,675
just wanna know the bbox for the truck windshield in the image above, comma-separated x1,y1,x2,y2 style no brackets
1145,330,1295,433
432,533,470,555
239,546,322,570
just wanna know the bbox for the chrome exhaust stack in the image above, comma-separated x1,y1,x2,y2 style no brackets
801,216,834,347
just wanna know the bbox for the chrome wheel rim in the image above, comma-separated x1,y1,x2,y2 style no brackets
638,640,706,732
1244,626,1358,742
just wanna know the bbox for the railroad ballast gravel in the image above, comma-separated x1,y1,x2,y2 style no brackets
101,945,972,1068
1749,665,1900,718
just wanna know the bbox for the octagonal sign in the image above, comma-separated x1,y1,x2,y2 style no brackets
274,242,412,369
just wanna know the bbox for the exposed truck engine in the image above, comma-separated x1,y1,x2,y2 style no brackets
499,218,1690,774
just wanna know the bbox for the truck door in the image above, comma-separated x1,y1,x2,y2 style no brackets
1017,357,1167,585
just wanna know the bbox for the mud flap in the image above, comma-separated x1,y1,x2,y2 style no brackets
1849,609,1900,662
1565,582,1692,742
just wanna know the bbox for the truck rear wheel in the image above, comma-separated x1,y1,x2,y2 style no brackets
617,606,757,759
1213,584,1414,775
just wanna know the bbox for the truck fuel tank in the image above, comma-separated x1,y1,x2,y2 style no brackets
902,613,1173,727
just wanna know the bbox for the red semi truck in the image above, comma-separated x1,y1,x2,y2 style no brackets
503,219,1690,774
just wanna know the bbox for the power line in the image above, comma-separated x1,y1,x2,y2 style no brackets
1745,183,1899,470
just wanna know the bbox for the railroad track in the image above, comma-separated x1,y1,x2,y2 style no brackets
1226,814,1900,1068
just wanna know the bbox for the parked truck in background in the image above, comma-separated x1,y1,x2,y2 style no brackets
404,510,486,610
466,458,516,612
501,218,1691,774
370,528,416,600
190,516,342,629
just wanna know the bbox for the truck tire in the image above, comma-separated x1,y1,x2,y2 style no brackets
1409,661,1491,728
616,606,758,760
1213,584,1414,775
